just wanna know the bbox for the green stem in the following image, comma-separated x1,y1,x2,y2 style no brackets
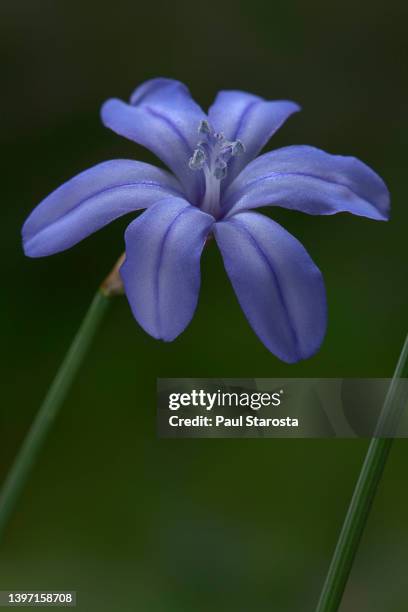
0,289,111,542
316,334,408,612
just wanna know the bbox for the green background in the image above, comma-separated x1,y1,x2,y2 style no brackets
1,0,407,609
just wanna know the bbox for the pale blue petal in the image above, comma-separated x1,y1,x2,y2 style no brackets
208,90,300,187
214,211,327,363
121,197,214,341
101,79,206,202
223,145,390,220
23,160,182,257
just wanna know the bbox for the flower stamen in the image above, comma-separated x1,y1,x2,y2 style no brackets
188,121,245,217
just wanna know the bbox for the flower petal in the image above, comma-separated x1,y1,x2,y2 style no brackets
208,90,300,187
214,211,327,363
223,145,390,220
101,79,206,202
23,160,182,257
121,197,214,341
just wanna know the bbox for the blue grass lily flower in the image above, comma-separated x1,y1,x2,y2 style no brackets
22,78,390,363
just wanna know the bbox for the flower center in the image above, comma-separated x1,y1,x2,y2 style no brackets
189,120,245,217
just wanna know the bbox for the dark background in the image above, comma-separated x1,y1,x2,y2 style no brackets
1,0,407,610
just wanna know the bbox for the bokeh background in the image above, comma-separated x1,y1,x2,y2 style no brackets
1,0,407,610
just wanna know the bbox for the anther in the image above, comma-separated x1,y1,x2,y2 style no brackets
189,147,206,170
232,140,245,156
214,164,227,180
198,120,211,135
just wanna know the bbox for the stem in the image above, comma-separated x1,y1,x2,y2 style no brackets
316,334,408,612
0,289,111,541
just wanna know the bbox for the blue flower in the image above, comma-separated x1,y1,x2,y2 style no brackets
22,78,390,363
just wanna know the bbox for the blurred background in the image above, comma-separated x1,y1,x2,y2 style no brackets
1,0,407,609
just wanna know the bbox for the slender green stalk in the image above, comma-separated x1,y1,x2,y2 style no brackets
316,334,408,612
0,289,112,541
